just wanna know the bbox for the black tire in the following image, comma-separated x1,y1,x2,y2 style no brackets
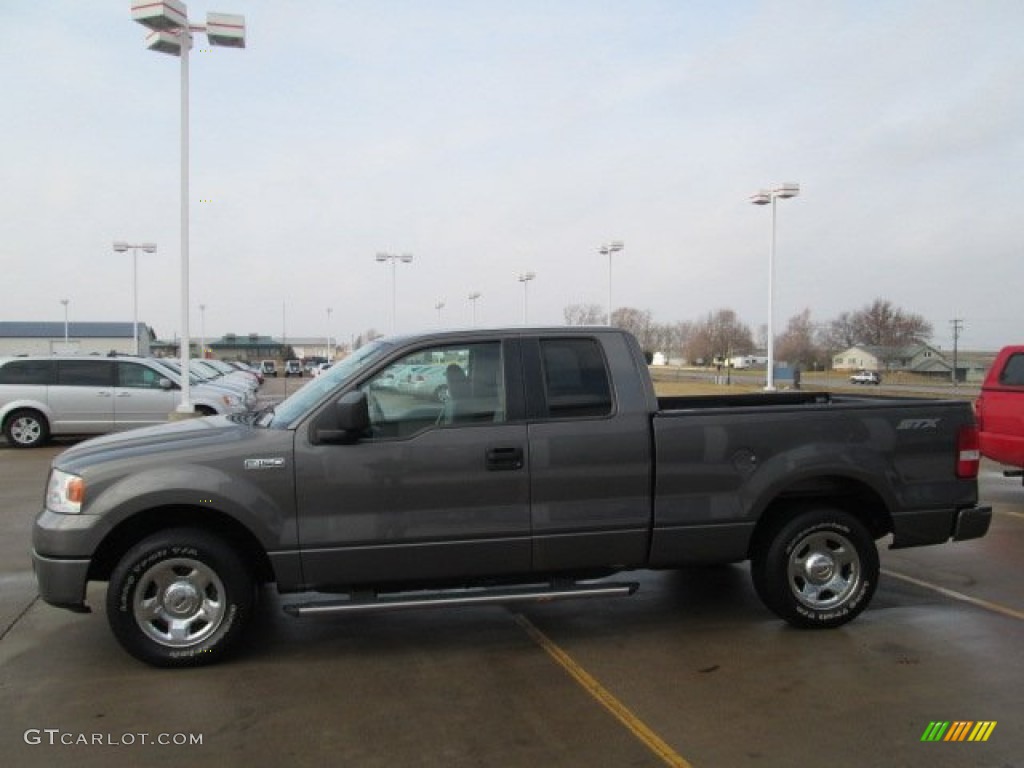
751,507,878,629
107,528,255,667
4,409,50,448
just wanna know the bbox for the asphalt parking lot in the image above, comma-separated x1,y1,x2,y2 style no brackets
1,379,1022,767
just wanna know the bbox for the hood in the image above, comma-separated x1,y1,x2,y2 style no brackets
54,415,265,473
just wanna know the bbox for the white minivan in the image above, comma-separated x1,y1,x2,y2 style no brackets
0,356,247,448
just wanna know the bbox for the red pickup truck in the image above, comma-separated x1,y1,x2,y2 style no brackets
976,345,1024,479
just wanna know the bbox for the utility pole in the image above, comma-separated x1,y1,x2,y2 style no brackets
950,318,963,387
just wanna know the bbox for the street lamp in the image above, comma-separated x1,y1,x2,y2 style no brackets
518,272,536,325
113,241,157,355
326,307,333,362
60,299,69,346
131,1,246,413
375,252,413,333
598,240,624,325
198,302,206,359
435,300,445,325
468,291,481,327
750,183,800,391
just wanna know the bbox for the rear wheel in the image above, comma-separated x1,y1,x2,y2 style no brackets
4,409,50,448
751,507,878,628
107,528,255,667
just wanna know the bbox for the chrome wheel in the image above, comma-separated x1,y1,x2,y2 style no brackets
787,530,861,611
133,557,227,648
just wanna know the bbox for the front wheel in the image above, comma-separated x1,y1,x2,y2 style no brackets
107,529,255,667
751,507,878,628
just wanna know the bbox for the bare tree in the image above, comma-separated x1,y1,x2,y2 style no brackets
850,299,932,348
685,309,755,365
776,309,826,369
563,303,605,326
612,307,654,351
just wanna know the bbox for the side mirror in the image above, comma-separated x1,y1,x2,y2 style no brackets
315,391,369,444
159,377,175,390
336,391,370,432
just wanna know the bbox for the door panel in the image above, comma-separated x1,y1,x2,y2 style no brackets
525,336,653,570
294,339,531,588
49,360,115,432
114,362,178,427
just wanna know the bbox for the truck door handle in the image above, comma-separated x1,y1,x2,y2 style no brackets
486,446,524,471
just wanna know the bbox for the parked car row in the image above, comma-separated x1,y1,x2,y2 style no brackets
370,362,459,402
0,355,263,448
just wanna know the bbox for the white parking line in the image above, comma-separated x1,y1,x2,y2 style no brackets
882,569,1024,621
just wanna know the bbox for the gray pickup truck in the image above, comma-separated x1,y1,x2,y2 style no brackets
33,328,991,667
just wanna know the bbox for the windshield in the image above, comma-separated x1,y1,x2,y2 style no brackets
261,339,393,428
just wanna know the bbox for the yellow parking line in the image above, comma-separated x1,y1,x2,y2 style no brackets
513,613,693,768
882,569,1024,621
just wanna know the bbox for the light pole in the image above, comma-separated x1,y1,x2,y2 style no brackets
435,300,445,326
60,299,69,346
326,307,333,362
468,291,481,327
375,252,413,333
198,302,206,359
518,272,536,325
132,1,246,413
598,240,624,325
113,241,157,355
750,183,800,391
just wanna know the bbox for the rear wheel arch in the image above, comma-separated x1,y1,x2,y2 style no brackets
748,474,892,559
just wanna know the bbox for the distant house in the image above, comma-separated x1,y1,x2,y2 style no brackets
0,321,156,356
833,344,992,383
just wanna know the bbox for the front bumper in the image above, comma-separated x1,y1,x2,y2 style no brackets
31,551,92,612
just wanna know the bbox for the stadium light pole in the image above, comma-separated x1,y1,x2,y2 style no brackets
131,1,246,412
518,272,536,325
750,183,800,391
375,252,413,333
326,307,333,362
435,300,445,326
598,240,624,325
60,299,69,345
198,302,206,359
468,291,481,327
113,241,157,355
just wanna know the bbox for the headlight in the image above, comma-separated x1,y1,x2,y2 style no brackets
46,469,85,515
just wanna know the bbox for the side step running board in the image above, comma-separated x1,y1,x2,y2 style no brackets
283,581,639,618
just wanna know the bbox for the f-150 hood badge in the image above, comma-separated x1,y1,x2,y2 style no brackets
244,457,286,470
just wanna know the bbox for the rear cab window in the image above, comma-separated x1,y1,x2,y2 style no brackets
998,353,1024,387
537,338,613,419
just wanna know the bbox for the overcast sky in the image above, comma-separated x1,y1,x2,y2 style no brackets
3,1,1021,350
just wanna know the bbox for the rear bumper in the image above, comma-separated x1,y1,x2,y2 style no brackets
953,505,992,542
890,505,992,549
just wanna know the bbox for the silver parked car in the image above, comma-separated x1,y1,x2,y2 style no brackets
0,356,248,448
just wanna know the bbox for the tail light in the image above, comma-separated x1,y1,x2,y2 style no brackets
957,425,981,479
